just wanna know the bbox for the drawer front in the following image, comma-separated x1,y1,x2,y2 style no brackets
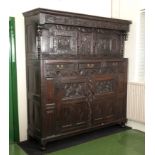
78,62,101,76
101,60,127,74
45,63,78,77
79,63,101,69
44,60,127,77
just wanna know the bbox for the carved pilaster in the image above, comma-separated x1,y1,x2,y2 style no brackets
36,25,43,58
120,31,128,57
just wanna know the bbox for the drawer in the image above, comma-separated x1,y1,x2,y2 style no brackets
101,61,119,73
101,61,126,73
78,62,101,76
79,63,101,69
45,63,78,77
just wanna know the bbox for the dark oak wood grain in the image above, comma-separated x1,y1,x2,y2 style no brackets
24,8,130,149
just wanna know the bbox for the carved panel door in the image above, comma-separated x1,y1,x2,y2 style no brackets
94,31,121,57
40,25,77,55
91,75,118,126
55,77,90,133
43,61,84,136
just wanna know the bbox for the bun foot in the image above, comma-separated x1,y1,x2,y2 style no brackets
40,145,46,151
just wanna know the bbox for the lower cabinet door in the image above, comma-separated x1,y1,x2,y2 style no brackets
58,99,90,133
92,94,117,126
55,77,91,133
91,75,118,126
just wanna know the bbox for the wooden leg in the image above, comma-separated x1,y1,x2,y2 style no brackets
28,135,33,141
40,141,46,151
121,123,126,128
40,145,46,151
120,122,126,128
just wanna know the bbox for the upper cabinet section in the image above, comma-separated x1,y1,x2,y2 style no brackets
23,8,131,59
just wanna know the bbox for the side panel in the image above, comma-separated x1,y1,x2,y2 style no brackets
116,59,128,120
27,61,41,138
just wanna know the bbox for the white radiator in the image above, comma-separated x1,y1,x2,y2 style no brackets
127,82,145,123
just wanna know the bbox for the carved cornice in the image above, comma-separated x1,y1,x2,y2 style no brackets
23,8,131,31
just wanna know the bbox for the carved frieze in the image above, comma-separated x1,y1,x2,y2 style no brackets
36,24,127,58
45,14,130,31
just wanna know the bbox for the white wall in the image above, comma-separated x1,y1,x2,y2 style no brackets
0,8,9,153
112,0,145,82
8,0,111,141
112,0,145,131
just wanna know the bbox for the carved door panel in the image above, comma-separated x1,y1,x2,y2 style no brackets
94,31,121,57
78,31,94,55
91,75,118,126
40,25,77,55
56,78,90,133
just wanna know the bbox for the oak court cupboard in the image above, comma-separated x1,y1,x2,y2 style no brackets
23,8,131,150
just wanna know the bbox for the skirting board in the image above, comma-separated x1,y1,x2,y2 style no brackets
126,119,145,132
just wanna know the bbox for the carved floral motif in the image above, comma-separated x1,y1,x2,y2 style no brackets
63,83,85,98
96,80,113,94
78,32,93,55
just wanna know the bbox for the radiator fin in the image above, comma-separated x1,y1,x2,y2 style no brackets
127,82,145,123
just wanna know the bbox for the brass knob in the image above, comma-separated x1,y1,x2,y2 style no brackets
91,64,94,67
56,64,64,69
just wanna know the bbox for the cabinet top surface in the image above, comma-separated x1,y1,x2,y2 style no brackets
23,8,131,24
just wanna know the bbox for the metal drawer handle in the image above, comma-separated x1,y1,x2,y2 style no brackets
91,64,94,67
56,65,64,69
87,64,94,67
